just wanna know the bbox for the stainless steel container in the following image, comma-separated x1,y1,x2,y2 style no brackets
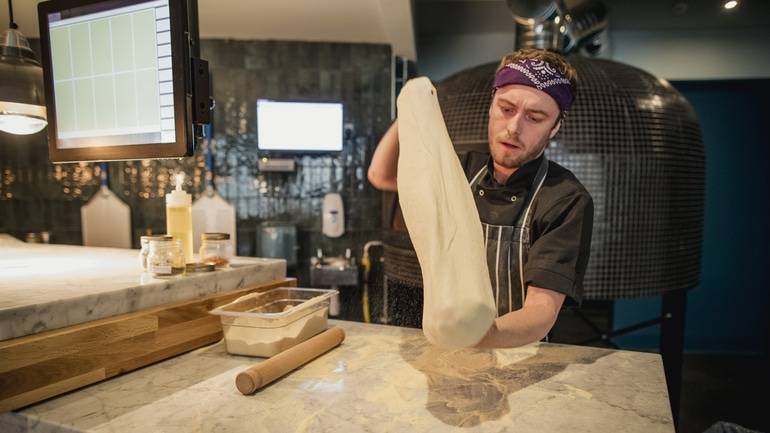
256,222,297,268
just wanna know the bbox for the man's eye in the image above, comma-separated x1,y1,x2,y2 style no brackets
528,115,544,122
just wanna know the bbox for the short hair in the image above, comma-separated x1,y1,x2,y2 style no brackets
496,48,578,91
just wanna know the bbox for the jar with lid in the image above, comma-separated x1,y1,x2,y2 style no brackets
200,233,232,268
147,238,185,278
140,235,173,271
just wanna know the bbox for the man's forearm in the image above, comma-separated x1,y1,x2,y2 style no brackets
474,285,565,348
367,120,399,191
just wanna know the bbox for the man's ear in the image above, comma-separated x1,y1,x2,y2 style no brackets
549,119,562,139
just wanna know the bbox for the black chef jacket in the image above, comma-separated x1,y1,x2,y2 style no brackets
459,151,594,303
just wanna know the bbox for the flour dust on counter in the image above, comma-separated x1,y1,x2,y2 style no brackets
398,332,611,427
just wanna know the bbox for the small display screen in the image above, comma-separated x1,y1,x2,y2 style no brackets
46,0,176,149
257,100,343,152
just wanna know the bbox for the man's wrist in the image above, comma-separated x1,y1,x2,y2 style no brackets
475,319,500,348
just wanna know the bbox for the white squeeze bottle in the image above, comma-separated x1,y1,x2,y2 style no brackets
166,171,193,263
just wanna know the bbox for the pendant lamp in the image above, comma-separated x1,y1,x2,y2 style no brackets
0,0,47,135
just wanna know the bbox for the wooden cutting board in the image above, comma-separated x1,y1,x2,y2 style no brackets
81,186,132,249
192,191,236,253
81,163,131,249
0,277,296,412
192,126,236,253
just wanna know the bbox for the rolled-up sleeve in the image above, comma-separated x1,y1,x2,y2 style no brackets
524,192,594,303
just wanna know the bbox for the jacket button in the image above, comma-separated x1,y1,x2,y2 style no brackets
511,196,517,202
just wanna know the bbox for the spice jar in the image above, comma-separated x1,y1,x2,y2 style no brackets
200,233,232,268
140,235,173,271
148,238,185,278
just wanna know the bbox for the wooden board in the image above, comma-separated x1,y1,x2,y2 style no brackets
0,278,296,412
192,192,237,253
81,186,132,249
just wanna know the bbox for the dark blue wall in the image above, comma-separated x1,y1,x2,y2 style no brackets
614,79,770,354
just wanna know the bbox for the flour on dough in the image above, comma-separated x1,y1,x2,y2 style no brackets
396,77,496,348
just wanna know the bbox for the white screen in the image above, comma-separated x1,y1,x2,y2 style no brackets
47,0,176,149
257,100,343,152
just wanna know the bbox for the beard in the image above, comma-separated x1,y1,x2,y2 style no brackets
489,135,548,170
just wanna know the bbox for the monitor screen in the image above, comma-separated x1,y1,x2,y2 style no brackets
257,100,343,152
39,0,198,162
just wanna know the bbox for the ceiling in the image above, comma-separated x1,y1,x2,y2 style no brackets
413,0,769,35
0,0,417,59
3,0,765,62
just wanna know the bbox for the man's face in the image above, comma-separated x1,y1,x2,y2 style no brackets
487,84,562,171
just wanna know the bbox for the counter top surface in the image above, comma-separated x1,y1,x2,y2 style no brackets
0,243,286,340
2,320,674,433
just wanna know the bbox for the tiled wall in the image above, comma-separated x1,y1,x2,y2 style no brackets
0,39,392,285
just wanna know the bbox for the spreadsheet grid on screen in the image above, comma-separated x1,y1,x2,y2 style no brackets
48,0,176,148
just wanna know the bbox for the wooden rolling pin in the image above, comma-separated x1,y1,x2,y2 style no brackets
235,326,346,395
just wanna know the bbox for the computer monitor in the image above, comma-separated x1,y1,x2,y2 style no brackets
257,99,344,153
38,0,208,162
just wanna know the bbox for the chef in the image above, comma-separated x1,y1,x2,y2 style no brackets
368,48,594,348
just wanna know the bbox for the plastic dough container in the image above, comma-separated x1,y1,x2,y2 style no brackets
210,287,338,357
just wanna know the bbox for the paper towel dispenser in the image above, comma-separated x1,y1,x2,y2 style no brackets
322,192,344,238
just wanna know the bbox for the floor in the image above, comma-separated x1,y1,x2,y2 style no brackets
549,302,770,433
678,354,769,433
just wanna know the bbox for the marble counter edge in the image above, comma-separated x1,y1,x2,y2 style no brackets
0,259,287,341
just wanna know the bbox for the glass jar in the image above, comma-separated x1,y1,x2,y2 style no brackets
147,238,185,278
200,233,232,268
140,235,173,271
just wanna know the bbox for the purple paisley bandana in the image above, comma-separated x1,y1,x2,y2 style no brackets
493,59,575,113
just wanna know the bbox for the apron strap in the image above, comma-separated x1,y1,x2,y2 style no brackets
514,154,549,229
469,165,486,188
516,154,549,305
467,154,550,312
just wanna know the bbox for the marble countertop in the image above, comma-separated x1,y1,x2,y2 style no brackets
0,243,286,341
1,320,674,433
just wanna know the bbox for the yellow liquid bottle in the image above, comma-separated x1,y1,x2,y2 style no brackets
166,205,193,263
166,172,194,263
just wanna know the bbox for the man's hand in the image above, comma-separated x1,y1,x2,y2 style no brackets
475,286,566,349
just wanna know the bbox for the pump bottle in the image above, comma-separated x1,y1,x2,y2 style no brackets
166,172,193,263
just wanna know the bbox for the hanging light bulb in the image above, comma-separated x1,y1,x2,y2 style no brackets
0,0,48,135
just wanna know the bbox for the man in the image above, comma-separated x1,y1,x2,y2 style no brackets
368,48,594,348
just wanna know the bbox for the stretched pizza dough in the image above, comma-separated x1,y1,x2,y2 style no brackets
397,77,497,348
